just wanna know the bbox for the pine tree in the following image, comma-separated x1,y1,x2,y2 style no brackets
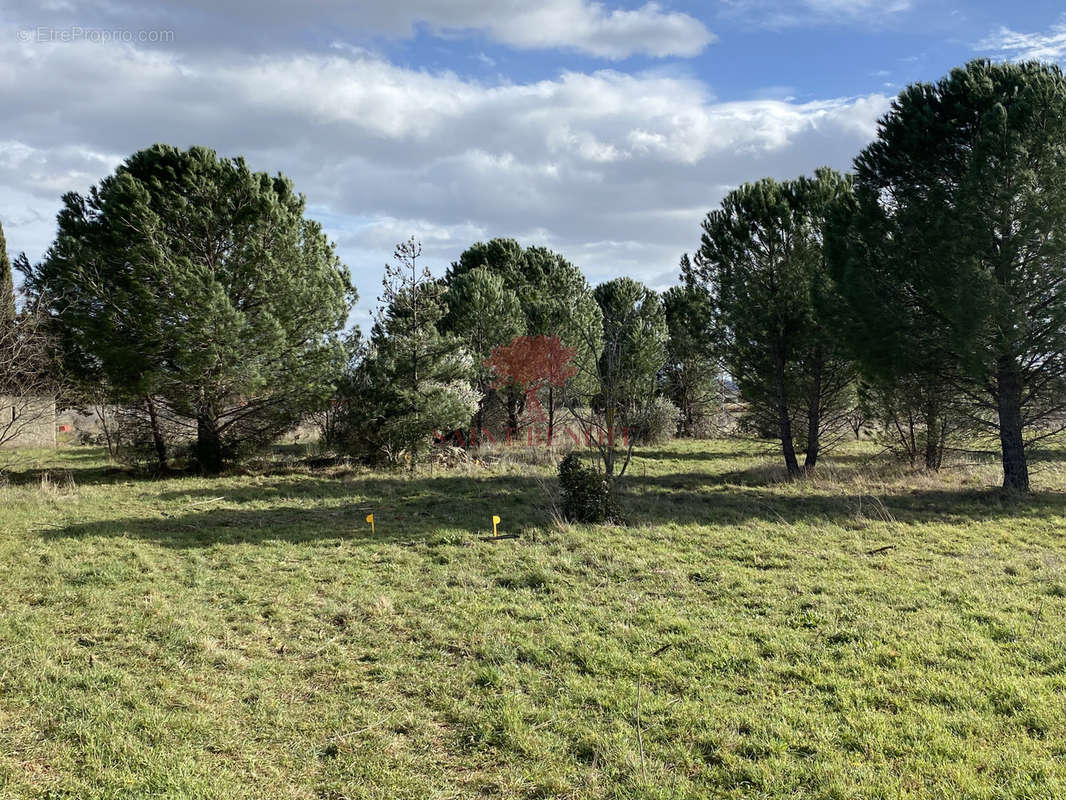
349,238,477,466
663,253,719,437
845,61,1066,491
567,277,666,481
696,170,855,476
27,145,354,472
827,183,961,470
444,239,601,439
441,266,523,433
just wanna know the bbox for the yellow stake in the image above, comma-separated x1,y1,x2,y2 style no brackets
366,513,375,534
492,515,501,536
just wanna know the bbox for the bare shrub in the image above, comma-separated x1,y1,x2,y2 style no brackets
0,300,61,469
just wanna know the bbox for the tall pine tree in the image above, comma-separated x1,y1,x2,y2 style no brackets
441,266,523,434
444,239,601,439
575,277,667,480
697,169,855,475
845,61,1066,491
28,145,354,472
663,253,719,437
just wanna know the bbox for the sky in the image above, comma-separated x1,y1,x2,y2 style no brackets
3,1,1066,328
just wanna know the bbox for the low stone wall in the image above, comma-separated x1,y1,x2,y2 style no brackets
0,396,57,448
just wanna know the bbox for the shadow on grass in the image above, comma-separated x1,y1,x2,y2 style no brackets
626,448,893,483
40,460,1066,549
628,444,775,462
1027,445,1066,463
4,466,128,487
5,447,339,487
4,446,174,487
44,473,554,548
620,470,1066,528
46,447,114,463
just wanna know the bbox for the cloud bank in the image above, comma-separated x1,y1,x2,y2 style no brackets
2,8,889,323
7,0,714,59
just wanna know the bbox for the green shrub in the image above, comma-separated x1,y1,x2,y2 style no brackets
558,453,623,524
632,396,681,444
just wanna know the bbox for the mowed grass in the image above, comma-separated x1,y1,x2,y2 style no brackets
1,440,1065,799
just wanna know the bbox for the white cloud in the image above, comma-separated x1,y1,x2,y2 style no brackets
1,31,888,320
720,0,911,29
441,1,715,58
802,0,910,14
978,16,1066,63
6,0,714,60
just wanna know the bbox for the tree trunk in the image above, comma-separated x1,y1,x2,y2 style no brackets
936,416,948,471
195,413,224,474
773,348,801,477
924,426,940,471
604,405,616,477
682,386,693,438
506,393,520,439
95,405,116,460
804,346,823,471
144,395,168,471
922,400,942,471
474,382,486,443
547,385,555,446
907,411,917,468
505,385,525,439
996,356,1030,492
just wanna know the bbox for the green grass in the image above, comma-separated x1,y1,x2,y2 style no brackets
1,439,1065,799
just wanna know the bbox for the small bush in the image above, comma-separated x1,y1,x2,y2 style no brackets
632,396,681,444
558,453,623,524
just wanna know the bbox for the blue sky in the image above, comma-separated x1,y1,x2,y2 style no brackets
380,2,1062,99
2,1,1065,327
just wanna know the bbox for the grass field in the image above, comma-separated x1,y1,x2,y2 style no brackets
1,439,1065,799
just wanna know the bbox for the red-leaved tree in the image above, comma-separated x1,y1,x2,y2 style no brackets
484,335,576,442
